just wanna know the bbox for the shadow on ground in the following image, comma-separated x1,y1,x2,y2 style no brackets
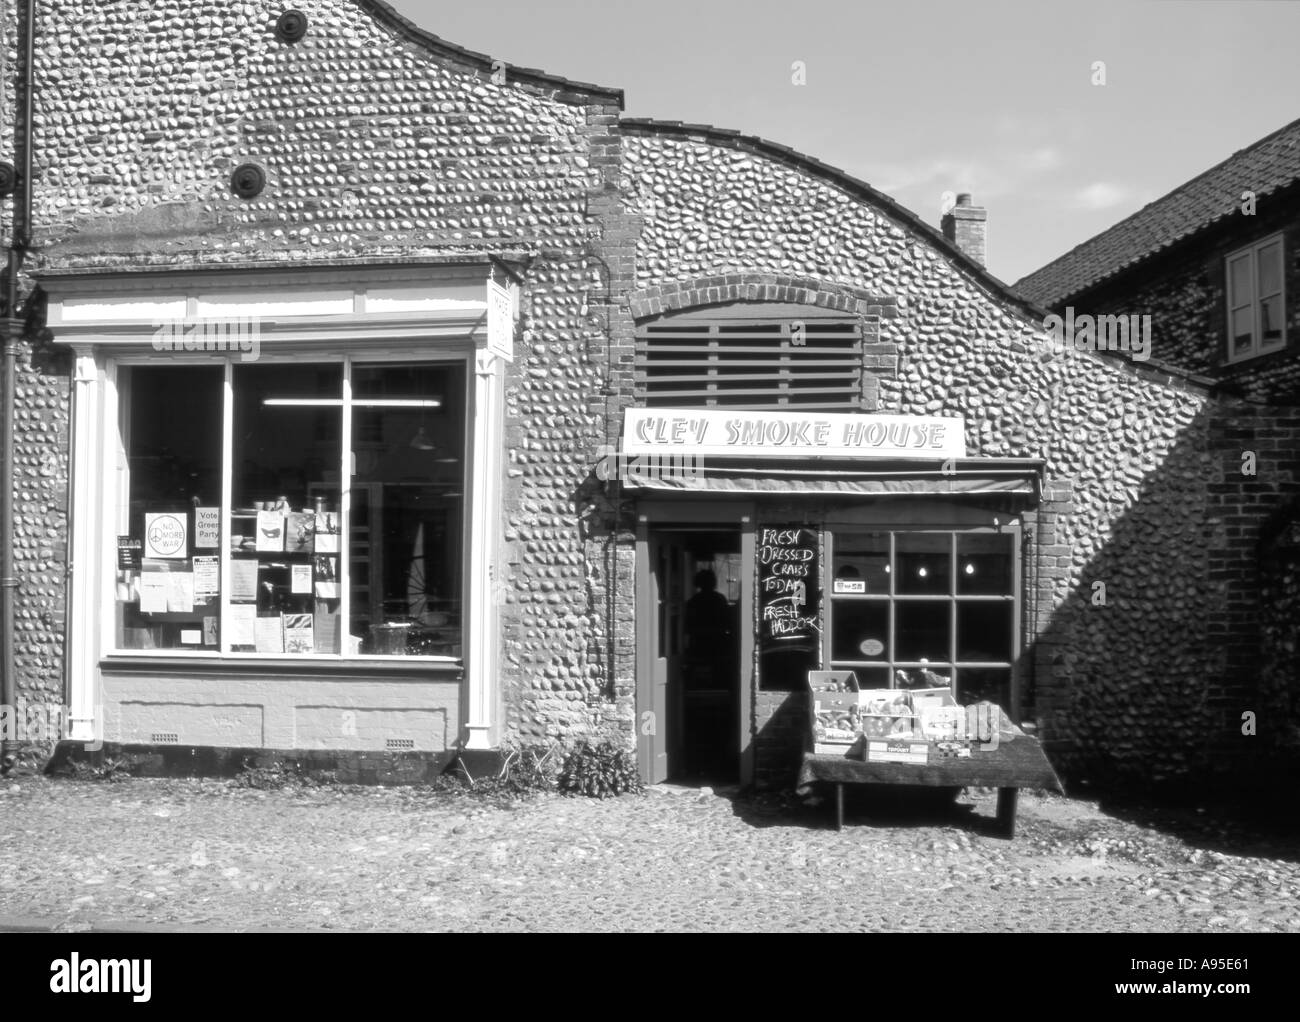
724,783,1011,837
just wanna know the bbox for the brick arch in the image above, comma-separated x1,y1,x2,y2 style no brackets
628,274,897,322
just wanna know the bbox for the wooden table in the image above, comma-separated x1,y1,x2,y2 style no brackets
796,735,1063,838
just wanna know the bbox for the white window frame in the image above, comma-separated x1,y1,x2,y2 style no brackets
107,351,471,664
49,264,513,751
1225,232,1287,363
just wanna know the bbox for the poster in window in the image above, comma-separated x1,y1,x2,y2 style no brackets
116,536,142,572
226,604,256,647
192,556,220,600
283,613,314,653
314,512,340,553
254,615,284,654
138,571,167,614
285,512,314,554
164,572,195,614
230,559,258,602
194,507,220,549
255,511,284,552
144,513,188,559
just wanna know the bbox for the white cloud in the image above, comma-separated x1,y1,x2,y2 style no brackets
1073,181,1130,210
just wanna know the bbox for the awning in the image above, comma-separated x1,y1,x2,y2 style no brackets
617,457,1045,498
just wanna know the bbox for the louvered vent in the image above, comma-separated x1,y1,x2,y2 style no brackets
151,732,180,744
385,738,415,751
636,304,864,410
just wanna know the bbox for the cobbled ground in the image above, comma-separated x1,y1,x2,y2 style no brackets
1,777,1296,932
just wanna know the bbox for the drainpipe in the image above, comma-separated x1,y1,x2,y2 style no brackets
1,0,35,770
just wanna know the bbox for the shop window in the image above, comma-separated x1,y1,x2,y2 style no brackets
827,529,1018,709
113,359,466,659
635,303,864,410
1226,234,1286,362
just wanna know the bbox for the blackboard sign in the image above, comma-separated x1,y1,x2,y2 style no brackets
758,526,819,651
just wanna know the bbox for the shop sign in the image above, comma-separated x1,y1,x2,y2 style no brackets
757,527,819,650
486,278,514,363
623,408,964,459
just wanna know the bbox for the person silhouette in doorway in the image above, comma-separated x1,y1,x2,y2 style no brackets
685,568,732,659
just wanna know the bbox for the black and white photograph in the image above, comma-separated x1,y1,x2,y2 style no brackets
0,0,1297,980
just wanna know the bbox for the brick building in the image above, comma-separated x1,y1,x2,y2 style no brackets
0,0,1292,793
1016,117,1300,787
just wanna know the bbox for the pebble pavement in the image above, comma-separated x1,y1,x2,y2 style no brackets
0,777,1296,932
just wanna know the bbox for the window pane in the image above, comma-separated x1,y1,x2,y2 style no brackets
895,665,951,690
851,667,891,689
1227,253,1251,304
1257,241,1282,296
896,533,950,595
895,600,951,662
832,533,889,594
830,601,888,662
115,366,223,651
956,602,1013,662
1231,306,1254,354
1260,295,1284,349
957,667,1010,710
351,363,465,656
231,364,343,654
956,533,1013,595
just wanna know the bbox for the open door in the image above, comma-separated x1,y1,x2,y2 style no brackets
639,532,689,784
638,526,743,784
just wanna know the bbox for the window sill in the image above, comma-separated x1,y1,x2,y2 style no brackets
100,652,464,677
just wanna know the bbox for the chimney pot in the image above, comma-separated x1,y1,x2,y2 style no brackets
956,193,972,207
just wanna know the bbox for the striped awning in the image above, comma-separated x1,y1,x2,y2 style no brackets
617,457,1045,498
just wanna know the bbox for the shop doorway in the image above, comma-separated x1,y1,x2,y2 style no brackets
640,527,743,785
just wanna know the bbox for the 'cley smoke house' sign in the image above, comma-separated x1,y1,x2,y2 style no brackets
622,409,965,459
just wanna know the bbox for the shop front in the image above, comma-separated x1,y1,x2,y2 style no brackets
622,408,1045,788
43,259,516,760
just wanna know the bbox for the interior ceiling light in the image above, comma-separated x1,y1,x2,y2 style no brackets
262,398,442,407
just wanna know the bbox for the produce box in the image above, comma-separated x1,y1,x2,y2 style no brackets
858,689,917,739
808,670,861,754
866,739,929,764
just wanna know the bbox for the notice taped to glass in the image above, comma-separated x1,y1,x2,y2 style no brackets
757,526,819,653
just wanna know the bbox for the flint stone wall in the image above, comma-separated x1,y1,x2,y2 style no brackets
620,126,1297,789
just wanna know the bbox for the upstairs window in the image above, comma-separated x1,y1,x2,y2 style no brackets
636,303,864,410
1226,234,1286,362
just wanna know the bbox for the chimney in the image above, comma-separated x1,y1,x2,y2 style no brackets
941,192,987,267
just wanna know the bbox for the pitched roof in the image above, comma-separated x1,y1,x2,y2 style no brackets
622,118,1049,323
1014,116,1300,306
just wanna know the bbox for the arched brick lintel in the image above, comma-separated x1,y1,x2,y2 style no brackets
629,274,900,322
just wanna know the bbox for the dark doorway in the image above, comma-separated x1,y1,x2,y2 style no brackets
650,528,742,784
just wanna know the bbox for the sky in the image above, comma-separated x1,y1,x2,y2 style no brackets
386,0,1300,285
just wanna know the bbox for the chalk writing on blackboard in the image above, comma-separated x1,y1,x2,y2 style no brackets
757,526,819,647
